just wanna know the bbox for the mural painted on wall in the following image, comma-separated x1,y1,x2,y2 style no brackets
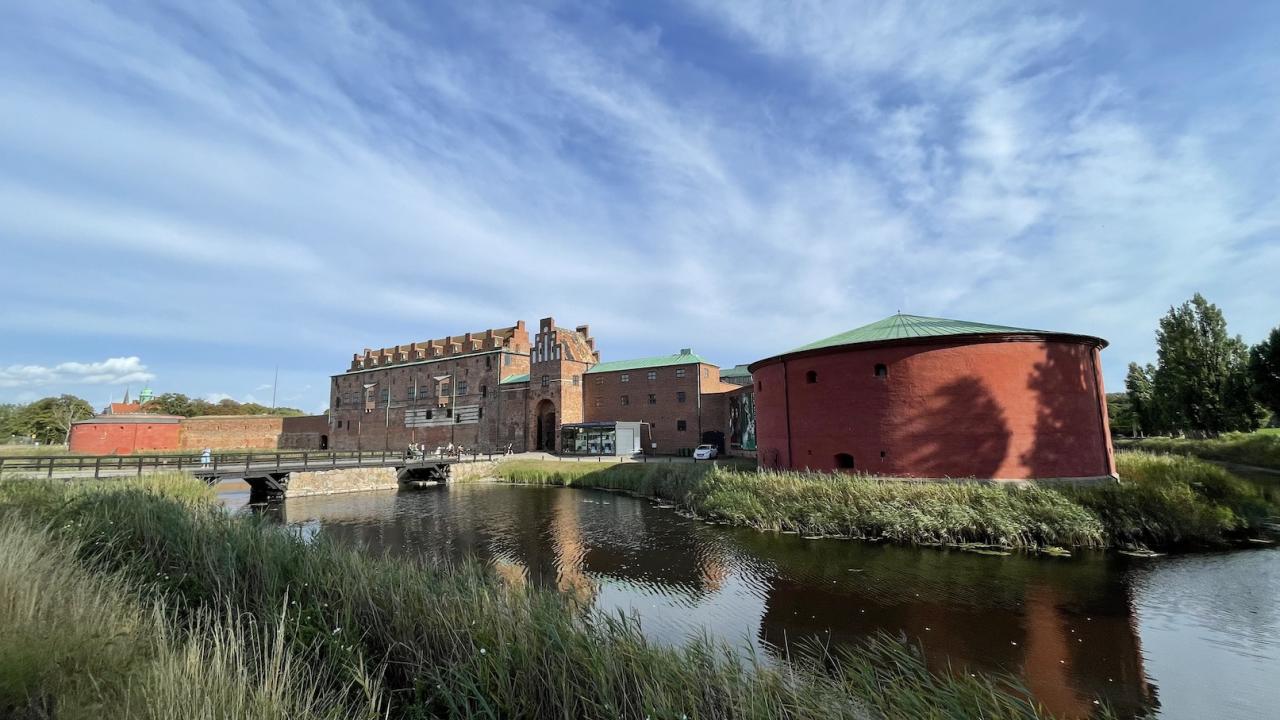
728,391,756,451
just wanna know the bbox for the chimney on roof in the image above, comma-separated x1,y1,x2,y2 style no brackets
680,348,692,355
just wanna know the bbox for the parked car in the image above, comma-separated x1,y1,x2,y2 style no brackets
693,444,718,460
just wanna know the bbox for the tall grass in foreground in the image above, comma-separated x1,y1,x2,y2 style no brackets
493,453,1278,550
0,475,1072,720
0,517,382,720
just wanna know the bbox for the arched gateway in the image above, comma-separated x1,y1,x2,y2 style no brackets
535,399,557,451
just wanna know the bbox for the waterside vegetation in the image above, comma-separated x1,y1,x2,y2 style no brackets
0,474,1084,720
491,452,1278,551
1115,431,1280,473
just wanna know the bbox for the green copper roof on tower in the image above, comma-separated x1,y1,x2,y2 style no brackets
788,314,1052,353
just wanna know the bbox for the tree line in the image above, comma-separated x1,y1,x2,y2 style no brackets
1115,293,1279,437
1,393,305,446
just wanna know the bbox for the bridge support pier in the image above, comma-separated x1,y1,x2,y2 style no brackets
245,472,291,503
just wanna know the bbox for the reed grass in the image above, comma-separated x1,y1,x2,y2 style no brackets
1070,452,1276,547
0,474,1074,719
1115,431,1280,471
0,517,382,720
493,453,1278,550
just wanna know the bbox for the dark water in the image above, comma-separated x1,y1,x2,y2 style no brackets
220,482,1279,720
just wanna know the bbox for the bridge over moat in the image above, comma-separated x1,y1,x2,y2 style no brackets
0,449,499,502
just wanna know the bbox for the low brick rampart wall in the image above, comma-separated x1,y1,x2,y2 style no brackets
287,467,399,498
450,461,499,482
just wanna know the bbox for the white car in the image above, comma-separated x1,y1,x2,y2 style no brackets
693,444,718,460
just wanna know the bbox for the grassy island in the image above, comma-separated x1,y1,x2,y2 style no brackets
491,451,1278,551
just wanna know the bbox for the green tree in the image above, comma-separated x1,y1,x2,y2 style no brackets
1151,294,1262,435
1250,325,1280,421
16,395,95,445
1124,362,1159,435
0,403,24,440
1106,392,1137,436
142,392,194,417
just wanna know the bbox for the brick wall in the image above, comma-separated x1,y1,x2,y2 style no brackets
583,362,724,454
328,349,523,452
752,338,1114,479
179,416,284,451
68,417,182,454
278,415,330,450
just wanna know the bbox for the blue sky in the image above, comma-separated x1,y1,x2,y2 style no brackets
2,0,1277,413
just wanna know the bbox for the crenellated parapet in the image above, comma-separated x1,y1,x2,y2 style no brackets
350,321,531,370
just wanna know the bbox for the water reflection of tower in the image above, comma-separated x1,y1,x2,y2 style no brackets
549,489,596,604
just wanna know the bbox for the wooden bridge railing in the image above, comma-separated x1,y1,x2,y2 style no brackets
0,448,500,480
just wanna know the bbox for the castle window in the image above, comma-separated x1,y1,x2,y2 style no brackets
504,355,512,366
621,374,630,383
380,388,390,403
335,397,341,409
541,375,549,388
426,410,433,419
676,368,685,378
621,395,630,406
595,399,602,408
572,375,580,386
478,408,484,419
874,364,888,378
677,391,686,403
595,377,603,385
481,385,488,398
486,356,491,370
648,394,656,405
805,370,817,384
677,420,687,431
446,408,452,418
647,371,657,381
336,420,342,428
835,453,855,470
457,381,468,396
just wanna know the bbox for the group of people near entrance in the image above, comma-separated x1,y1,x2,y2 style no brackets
405,442,516,460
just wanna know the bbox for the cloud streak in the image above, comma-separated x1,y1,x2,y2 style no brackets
0,1,1276,410
0,357,154,389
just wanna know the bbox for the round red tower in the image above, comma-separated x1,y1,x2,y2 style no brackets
747,315,1114,480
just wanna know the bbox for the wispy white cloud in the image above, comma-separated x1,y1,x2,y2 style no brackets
0,0,1276,410
0,357,154,389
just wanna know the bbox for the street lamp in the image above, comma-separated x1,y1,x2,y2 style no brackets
433,375,456,446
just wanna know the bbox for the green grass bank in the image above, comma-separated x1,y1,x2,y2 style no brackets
1114,431,1280,472
0,474,1079,720
491,452,1278,550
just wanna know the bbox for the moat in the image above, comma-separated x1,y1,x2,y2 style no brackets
222,481,1279,719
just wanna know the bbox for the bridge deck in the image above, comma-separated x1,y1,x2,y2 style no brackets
0,449,499,481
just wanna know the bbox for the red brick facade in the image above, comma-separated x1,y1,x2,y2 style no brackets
328,321,535,452
750,337,1115,480
178,416,284,450
68,416,183,455
328,317,737,455
583,363,736,454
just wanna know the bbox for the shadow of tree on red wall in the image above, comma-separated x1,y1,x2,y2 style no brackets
1021,344,1100,479
901,376,1011,478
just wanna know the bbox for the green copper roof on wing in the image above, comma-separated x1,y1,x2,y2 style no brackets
789,314,1053,353
585,350,709,374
